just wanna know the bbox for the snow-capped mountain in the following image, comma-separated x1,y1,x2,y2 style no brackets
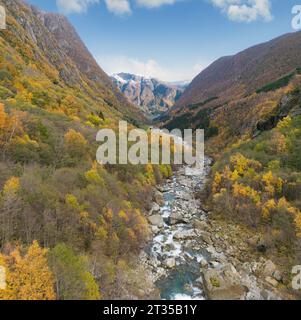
111,73,188,116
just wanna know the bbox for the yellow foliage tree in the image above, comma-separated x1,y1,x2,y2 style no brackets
3,177,20,196
0,241,56,300
64,129,88,158
0,103,7,131
262,171,283,196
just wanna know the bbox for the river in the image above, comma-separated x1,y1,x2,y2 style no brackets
144,157,212,300
140,156,282,300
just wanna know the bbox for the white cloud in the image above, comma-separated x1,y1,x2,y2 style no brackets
105,0,132,15
56,0,100,14
97,55,207,81
210,0,273,22
56,0,180,15
136,0,178,9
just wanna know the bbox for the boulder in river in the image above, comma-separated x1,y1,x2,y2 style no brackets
173,229,196,241
262,260,277,277
194,220,211,232
151,226,160,235
265,276,279,287
202,266,247,300
153,190,164,206
197,230,213,245
148,215,164,228
163,258,176,269
169,211,185,225
149,202,160,215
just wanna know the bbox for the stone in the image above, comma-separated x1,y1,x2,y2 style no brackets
246,235,260,247
273,270,283,282
209,261,221,269
196,276,203,284
153,190,164,206
194,220,210,232
263,260,276,277
197,231,213,245
163,258,176,269
200,258,208,268
265,276,278,287
202,267,247,300
151,226,160,235
173,229,196,241
149,202,160,215
169,211,185,225
148,215,164,228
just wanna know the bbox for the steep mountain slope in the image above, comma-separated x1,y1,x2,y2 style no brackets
0,0,171,300
163,31,301,147
161,30,301,296
0,0,144,124
112,73,186,116
175,31,301,110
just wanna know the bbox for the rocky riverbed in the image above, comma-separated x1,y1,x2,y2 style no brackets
140,158,285,300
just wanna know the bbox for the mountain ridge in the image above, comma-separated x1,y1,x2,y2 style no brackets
175,31,301,111
112,72,186,116
0,0,144,123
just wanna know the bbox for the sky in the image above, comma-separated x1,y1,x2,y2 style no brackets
26,0,301,82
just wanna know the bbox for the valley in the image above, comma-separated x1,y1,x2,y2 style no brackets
0,0,301,301
142,155,289,300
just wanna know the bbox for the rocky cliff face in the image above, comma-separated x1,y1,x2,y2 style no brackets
112,73,186,116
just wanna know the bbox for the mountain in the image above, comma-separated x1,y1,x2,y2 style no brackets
0,0,144,124
112,73,186,116
163,31,301,145
175,31,301,110
0,0,167,300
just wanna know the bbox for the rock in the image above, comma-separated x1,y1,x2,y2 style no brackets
273,270,283,282
173,229,196,241
196,276,203,284
148,215,164,228
164,243,176,251
156,186,165,193
153,190,164,206
263,260,276,277
149,202,160,215
151,226,160,235
197,231,213,245
265,276,278,287
184,252,194,260
202,266,247,300
169,211,185,225
209,261,221,269
200,258,208,268
194,220,210,232
163,258,176,269
246,235,260,247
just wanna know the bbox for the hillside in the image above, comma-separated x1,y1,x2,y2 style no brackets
0,0,171,300
0,0,144,124
161,31,301,297
112,73,185,116
175,31,301,111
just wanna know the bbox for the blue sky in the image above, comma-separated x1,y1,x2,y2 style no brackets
26,0,300,82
